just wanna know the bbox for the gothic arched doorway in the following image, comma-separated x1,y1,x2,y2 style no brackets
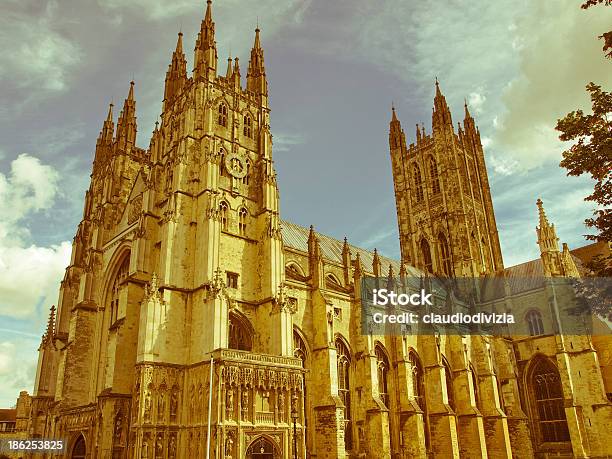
71,434,86,459
246,436,277,459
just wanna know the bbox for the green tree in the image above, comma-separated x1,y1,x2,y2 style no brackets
581,0,612,58
556,83,612,242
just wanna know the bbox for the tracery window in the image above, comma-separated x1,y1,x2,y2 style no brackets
293,329,309,439
71,435,86,459
413,165,424,202
243,115,252,138
293,330,307,367
220,201,229,231
109,255,129,326
430,158,441,195
218,103,228,127
526,310,544,336
530,358,570,443
375,345,390,408
238,208,247,236
228,313,252,351
336,337,352,450
438,233,451,276
420,239,433,273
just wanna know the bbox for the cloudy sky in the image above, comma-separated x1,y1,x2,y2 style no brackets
0,0,610,406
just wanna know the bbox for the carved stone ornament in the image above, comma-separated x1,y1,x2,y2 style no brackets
144,273,161,302
224,152,248,179
128,195,143,225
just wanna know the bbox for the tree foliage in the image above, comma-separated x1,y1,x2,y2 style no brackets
581,0,612,58
556,83,612,242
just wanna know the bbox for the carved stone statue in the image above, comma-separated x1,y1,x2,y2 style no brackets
155,433,163,457
278,391,285,420
144,391,152,422
168,434,177,459
170,390,178,421
241,389,249,420
225,432,234,458
141,435,149,459
157,390,165,421
226,388,234,418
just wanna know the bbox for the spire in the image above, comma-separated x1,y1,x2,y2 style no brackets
416,123,421,143
164,32,187,109
372,248,382,277
389,105,404,150
247,27,268,96
342,237,351,263
536,198,559,254
116,81,137,151
432,79,453,131
194,0,217,79
102,103,114,143
233,57,241,89
463,98,478,136
41,305,56,347
226,55,233,79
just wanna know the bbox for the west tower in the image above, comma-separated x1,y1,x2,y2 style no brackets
389,82,504,277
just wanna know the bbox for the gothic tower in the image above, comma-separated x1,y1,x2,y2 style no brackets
536,198,580,277
389,81,504,277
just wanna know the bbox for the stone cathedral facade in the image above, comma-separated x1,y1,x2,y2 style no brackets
11,1,612,458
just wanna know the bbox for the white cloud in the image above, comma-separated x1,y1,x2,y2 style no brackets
0,154,71,319
274,132,305,153
0,1,82,94
0,340,38,407
468,91,486,114
493,2,612,170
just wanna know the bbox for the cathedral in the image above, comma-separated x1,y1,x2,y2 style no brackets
6,1,612,458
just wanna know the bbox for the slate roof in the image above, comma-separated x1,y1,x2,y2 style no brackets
280,220,420,277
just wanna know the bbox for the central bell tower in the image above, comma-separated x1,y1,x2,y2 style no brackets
389,81,504,277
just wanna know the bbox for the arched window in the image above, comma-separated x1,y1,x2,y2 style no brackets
409,351,429,450
228,313,252,351
243,114,252,138
109,255,129,326
443,358,455,411
71,435,86,459
526,310,544,336
238,208,247,236
409,351,425,409
529,358,570,443
470,364,481,410
375,345,390,408
469,159,479,195
246,436,276,459
336,337,352,450
293,329,309,445
219,201,229,231
218,103,228,127
413,165,424,202
430,158,441,195
293,330,307,367
438,233,451,276
420,239,433,273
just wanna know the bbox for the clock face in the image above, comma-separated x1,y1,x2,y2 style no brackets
224,152,248,179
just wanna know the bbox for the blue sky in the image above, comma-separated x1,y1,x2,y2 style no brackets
0,0,610,406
